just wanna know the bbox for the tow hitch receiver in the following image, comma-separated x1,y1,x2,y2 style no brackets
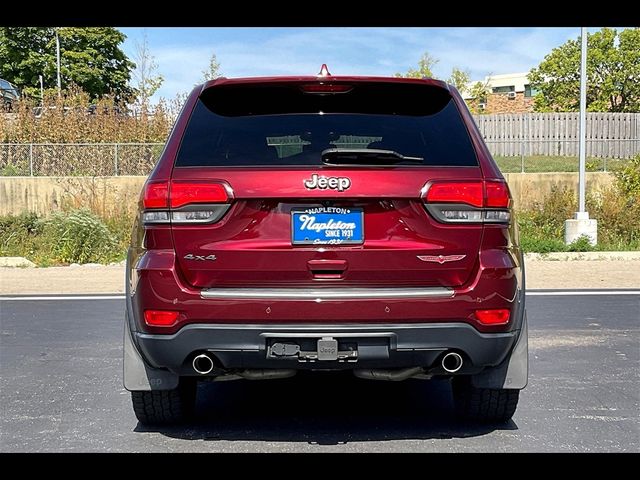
268,337,358,363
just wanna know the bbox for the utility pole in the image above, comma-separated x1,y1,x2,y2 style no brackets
55,28,61,96
564,27,597,246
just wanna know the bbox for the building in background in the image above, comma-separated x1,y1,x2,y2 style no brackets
462,72,537,114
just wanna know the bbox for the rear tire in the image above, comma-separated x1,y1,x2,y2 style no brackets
452,376,519,423
131,378,197,425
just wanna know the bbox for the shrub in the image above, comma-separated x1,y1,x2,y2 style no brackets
519,234,567,253
567,235,593,252
517,182,639,253
518,186,577,241
0,212,51,265
1,209,129,266
614,154,640,199
586,185,640,250
46,209,120,264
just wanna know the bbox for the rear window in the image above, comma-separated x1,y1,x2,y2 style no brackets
175,82,478,167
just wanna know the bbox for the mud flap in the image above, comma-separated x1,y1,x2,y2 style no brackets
123,311,179,391
471,311,528,390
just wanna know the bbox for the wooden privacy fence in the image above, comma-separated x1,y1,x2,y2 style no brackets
472,112,640,158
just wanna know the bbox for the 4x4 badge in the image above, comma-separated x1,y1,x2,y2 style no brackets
184,254,217,261
304,173,351,191
417,254,466,264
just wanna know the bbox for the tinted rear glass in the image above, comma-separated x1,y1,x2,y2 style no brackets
175,82,478,167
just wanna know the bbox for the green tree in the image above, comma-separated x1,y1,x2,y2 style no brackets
529,27,640,112
0,27,135,102
466,79,492,114
447,67,470,92
132,32,164,107
202,53,222,82
395,52,439,79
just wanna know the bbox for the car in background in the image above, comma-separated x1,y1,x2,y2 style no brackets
0,78,20,111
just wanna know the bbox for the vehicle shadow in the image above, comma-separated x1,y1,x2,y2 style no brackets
135,372,517,444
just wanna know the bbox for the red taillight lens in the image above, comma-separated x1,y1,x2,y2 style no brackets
485,181,511,208
169,181,230,208
300,83,353,94
424,182,484,208
141,180,232,225
143,181,169,209
475,309,510,325
144,310,180,327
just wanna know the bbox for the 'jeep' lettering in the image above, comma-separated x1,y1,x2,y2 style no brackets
304,174,351,192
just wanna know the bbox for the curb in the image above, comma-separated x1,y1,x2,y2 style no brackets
524,251,640,261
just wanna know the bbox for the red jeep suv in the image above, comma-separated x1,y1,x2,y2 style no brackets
124,71,528,425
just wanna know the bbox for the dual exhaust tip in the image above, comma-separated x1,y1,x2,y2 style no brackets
193,353,215,375
441,352,463,373
194,351,464,376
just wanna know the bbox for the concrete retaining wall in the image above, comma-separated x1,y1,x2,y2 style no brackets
0,176,145,217
0,173,616,217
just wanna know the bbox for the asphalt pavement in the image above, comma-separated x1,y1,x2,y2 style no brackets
1,292,638,452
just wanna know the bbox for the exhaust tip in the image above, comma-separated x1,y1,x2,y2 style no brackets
192,353,214,375
441,352,463,373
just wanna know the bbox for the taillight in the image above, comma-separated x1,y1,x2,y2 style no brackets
143,181,169,209
141,180,233,225
422,180,511,224
475,308,511,325
425,182,483,208
485,181,510,208
170,181,229,208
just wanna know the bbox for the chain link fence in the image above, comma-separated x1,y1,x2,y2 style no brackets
0,139,638,176
485,139,639,173
0,143,164,176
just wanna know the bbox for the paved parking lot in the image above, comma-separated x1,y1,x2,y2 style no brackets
1,293,638,452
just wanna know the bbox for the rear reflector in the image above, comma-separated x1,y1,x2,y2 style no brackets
475,309,510,325
424,182,484,208
170,181,230,208
143,181,169,209
144,310,180,327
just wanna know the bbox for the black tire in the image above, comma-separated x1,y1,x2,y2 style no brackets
452,376,520,423
131,379,197,425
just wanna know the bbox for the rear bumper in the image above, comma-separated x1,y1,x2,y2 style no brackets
134,322,518,375
128,247,524,336
126,246,525,376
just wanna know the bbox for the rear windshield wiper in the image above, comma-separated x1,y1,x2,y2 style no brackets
321,148,423,166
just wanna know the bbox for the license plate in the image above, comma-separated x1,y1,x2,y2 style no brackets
291,207,364,245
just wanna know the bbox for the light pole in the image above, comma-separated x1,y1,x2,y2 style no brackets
564,27,598,246
55,28,61,96
38,75,44,107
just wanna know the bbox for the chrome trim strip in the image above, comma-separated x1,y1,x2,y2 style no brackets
200,287,453,300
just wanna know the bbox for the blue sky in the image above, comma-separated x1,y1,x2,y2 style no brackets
118,27,585,101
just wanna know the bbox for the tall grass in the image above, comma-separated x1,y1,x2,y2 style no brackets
0,86,181,143
517,156,640,252
0,210,125,266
